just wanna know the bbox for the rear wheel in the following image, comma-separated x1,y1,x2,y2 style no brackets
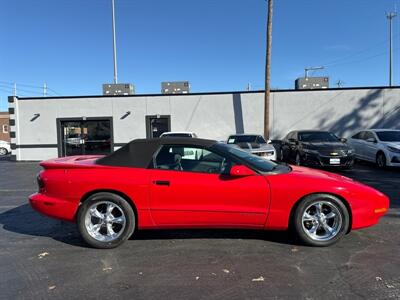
77,192,135,249
376,152,386,168
0,147,8,156
292,194,349,247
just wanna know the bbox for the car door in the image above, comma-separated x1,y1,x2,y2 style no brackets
363,131,379,162
149,144,270,227
348,131,365,160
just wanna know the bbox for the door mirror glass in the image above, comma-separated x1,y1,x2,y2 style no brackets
340,137,347,143
229,165,256,177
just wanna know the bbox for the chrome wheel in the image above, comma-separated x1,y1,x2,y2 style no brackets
302,201,342,242
84,201,126,242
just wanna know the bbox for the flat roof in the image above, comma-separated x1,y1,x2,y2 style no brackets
10,85,400,101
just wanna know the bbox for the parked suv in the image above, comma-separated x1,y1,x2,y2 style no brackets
347,129,400,168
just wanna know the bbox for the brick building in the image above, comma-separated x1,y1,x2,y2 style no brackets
0,112,10,142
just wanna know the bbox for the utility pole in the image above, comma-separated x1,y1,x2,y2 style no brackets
111,0,118,84
386,12,397,87
264,0,273,139
247,82,251,91
43,83,47,97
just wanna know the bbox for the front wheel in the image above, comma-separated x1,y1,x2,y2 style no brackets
292,194,349,247
376,152,386,168
77,192,136,249
295,152,302,166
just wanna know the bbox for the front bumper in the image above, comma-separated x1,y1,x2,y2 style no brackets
252,151,277,161
29,193,78,222
301,152,354,168
387,152,400,167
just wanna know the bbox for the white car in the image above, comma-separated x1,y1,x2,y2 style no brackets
226,134,277,161
160,131,198,138
347,129,400,167
0,140,11,156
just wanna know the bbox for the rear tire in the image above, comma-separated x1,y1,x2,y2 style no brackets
0,147,8,156
292,194,349,247
77,192,135,249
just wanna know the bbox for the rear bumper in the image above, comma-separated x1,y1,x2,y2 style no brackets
29,193,78,222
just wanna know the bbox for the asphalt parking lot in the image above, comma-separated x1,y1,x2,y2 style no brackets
0,158,399,299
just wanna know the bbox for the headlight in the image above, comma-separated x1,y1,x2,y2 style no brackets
302,148,318,154
387,146,400,153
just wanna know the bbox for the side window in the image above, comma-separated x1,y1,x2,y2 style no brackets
285,132,293,141
154,145,227,174
256,136,266,144
363,131,375,141
351,132,363,139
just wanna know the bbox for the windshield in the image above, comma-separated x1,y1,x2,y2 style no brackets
215,144,277,172
298,132,339,143
376,131,400,142
227,135,266,144
161,133,192,138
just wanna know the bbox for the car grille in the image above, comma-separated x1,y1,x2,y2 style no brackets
319,150,348,157
254,151,274,157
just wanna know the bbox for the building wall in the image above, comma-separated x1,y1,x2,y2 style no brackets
9,87,400,161
0,112,10,142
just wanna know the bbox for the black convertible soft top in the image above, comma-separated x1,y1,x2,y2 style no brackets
96,138,217,168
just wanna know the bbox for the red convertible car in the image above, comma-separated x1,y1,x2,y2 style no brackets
29,138,389,249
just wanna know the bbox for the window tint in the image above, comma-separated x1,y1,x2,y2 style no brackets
214,144,278,172
375,131,400,142
285,132,294,140
154,145,227,174
256,136,267,144
298,131,339,142
351,132,364,139
363,131,375,141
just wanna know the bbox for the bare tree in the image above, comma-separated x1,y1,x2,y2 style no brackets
264,0,273,139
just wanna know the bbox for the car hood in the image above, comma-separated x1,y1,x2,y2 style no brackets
288,165,354,182
235,142,275,152
301,142,350,151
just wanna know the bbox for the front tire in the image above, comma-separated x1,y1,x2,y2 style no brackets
376,152,386,168
77,192,135,249
292,194,349,247
295,152,302,166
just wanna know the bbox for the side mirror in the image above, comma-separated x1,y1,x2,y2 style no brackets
288,138,298,145
229,165,255,177
340,138,347,143
366,138,377,143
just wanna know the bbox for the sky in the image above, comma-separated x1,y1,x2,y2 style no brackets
1,0,400,110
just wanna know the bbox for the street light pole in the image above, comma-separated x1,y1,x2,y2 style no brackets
112,0,118,84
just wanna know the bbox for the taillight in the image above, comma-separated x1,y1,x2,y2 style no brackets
37,174,45,193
